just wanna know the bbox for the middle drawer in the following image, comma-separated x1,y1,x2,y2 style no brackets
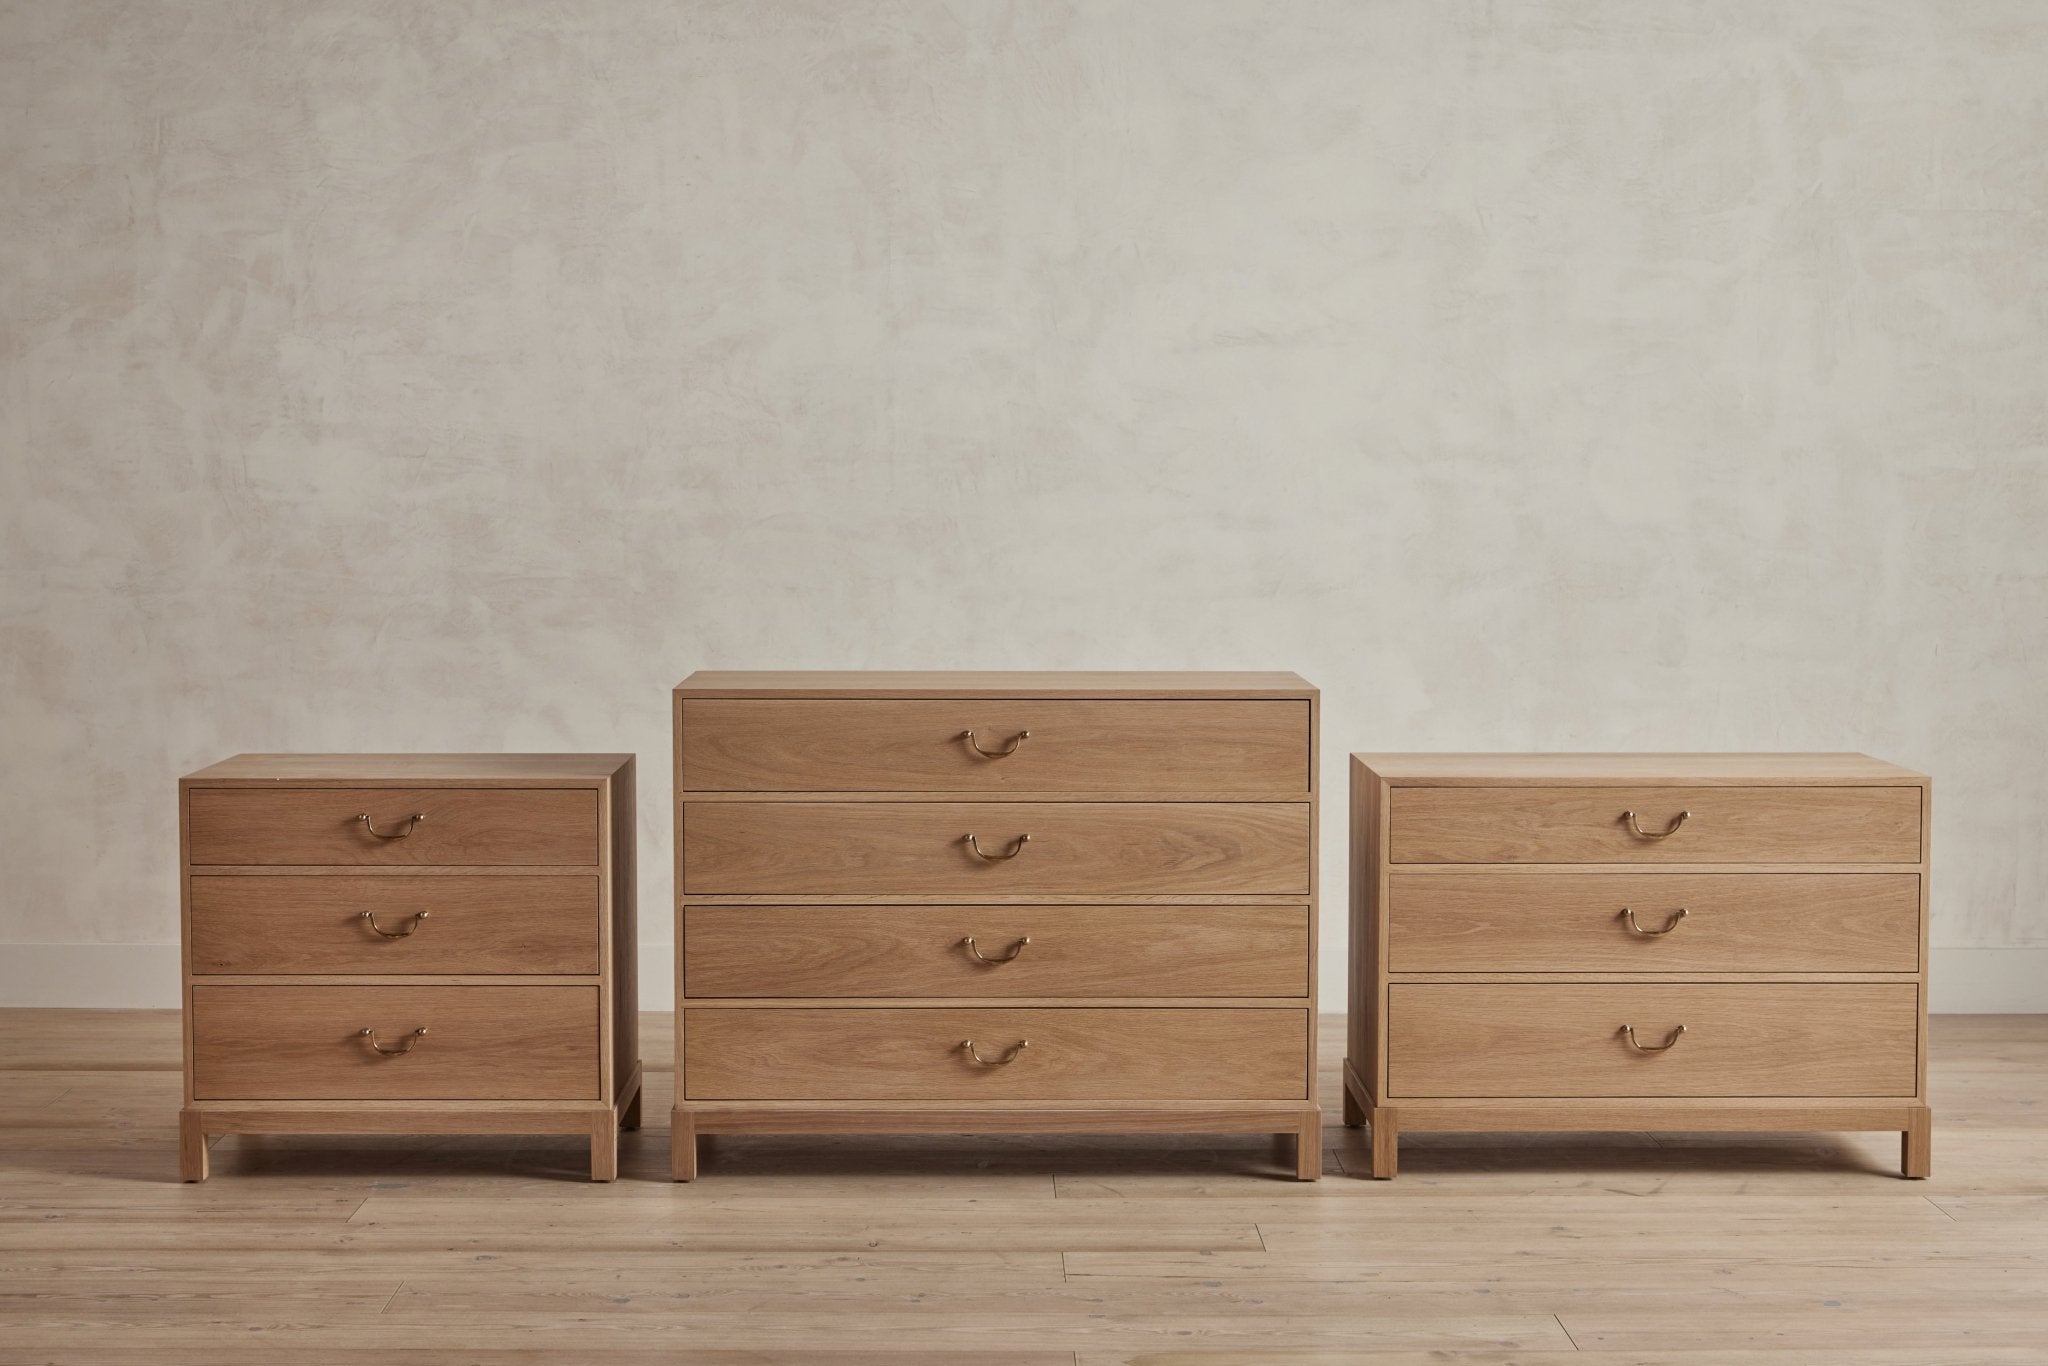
682,802,1310,897
190,875,601,975
684,904,1309,998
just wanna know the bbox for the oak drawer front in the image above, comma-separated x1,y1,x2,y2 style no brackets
681,802,1310,897
189,876,601,975
186,788,600,866
684,1007,1307,1100
1388,786,1922,865
680,699,1308,798
684,904,1309,998
1387,872,1921,973
190,985,599,1100
1387,983,1919,1098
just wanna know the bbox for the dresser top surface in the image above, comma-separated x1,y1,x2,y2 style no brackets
677,670,1317,698
183,753,633,784
1354,752,1926,785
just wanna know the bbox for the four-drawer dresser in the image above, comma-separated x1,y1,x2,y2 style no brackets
673,671,1322,1179
178,754,640,1181
1345,753,1931,1178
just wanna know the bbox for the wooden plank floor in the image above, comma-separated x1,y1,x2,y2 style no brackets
2,1011,2045,1364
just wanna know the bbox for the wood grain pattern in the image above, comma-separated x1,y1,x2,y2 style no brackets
1386,983,1919,1098
190,985,600,1101
677,670,1315,698
183,754,632,783
1386,872,1922,973
682,904,1309,998
680,698,1309,797
187,788,601,866
188,875,600,975
681,801,1309,897
1360,752,1927,784
683,1007,1308,1101
1389,785,1922,864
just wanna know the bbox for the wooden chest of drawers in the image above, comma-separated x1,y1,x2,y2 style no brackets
178,755,639,1181
1344,754,1931,1178
674,672,1321,1179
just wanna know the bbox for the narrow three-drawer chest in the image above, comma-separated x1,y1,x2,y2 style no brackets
674,672,1322,1179
179,754,639,1181
1345,753,1930,1178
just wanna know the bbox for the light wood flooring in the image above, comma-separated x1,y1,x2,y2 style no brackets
3,1010,2045,1364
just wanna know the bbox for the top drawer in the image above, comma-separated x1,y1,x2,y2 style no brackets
186,788,600,866
679,699,1308,798
1389,786,1922,865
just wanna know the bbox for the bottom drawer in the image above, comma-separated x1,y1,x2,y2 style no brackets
191,985,600,1100
1387,983,1919,1098
684,1007,1307,1101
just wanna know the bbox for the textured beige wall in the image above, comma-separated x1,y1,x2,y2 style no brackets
3,1,2044,1007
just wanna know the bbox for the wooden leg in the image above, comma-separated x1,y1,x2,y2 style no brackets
621,1083,643,1133
589,1110,618,1183
1903,1106,1932,1179
1366,1104,1398,1179
1341,1072,1366,1128
1293,1109,1322,1181
670,1106,698,1182
178,1109,208,1183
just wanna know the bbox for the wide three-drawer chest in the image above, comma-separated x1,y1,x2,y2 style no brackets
178,754,640,1181
673,671,1323,1179
1346,753,1931,1178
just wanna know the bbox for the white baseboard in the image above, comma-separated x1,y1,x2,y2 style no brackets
1,943,2041,1013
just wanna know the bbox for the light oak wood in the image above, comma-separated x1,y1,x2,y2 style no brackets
680,698,1309,797
675,673,1319,1178
184,753,635,783
1386,982,1919,1098
179,755,637,1181
1349,754,1932,1180
683,904,1309,998
677,670,1316,698
187,788,601,866
1392,778,1916,864
1358,751,1929,784
188,875,601,975
684,1007,1307,1101
1387,871,1921,973
191,985,601,1100
681,801,1309,897
1390,784,1923,864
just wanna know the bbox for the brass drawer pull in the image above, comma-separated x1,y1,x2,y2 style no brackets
1622,907,1689,936
962,729,1030,758
1621,1023,1686,1053
1623,809,1690,839
964,833,1030,861
357,812,426,840
963,935,1030,964
962,1038,1029,1066
359,910,430,939
359,1026,429,1056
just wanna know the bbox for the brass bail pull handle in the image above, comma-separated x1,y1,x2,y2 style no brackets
358,812,427,840
963,935,1030,964
360,910,430,939
1622,907,1689,936
359,1026,429,1056
964,833,1030,861
962,729,1029,758
1623,809,1690,839
962,1038,1029,1066
1621,1023,1686,1053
